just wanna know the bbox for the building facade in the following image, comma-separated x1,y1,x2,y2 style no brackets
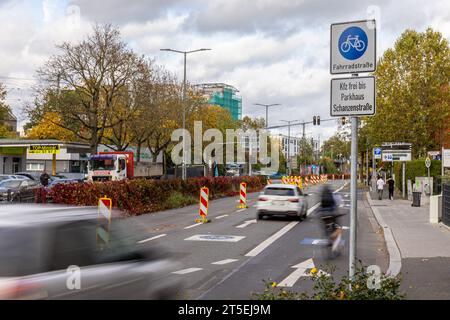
196,83,242,120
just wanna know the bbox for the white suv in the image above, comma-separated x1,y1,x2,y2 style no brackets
256,184,308,220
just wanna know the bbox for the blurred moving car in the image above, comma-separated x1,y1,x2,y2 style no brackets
0,205,182,299
0,179,41,202
256,184,308,220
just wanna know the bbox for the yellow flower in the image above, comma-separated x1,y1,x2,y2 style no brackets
271,282,277,288
310,267,318,275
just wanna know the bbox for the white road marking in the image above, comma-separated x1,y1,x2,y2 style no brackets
136,234,167,244
185,234,246,242
277,258,315,287
236,208,246,213
244,183,347,258
215,214,229,219
184,222,202,229
236,219,257,228
245,222,298,257
211,259,239,265
306,202,321,216
278,258,330,287
172,268,203,275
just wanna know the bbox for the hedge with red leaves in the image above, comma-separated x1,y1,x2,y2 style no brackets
47,176,266,215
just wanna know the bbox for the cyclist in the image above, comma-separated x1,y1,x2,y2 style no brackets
318,185,345,258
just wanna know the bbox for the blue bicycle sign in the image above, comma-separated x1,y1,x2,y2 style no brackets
338,26,368,60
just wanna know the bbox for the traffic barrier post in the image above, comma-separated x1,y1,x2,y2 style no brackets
196,186,211,223
237,182,248,209
97,195,112,248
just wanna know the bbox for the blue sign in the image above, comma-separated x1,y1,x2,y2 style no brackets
374,148,381,155
338,26,368,60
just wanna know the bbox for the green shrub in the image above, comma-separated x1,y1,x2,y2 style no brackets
252,262,405,300
393,159,441,192
48,175,266,215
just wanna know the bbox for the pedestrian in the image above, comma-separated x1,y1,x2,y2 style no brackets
387,176,395,200
40,170,51,187
376,175,385,200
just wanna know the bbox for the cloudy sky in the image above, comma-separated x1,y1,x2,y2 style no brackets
1,0,449,141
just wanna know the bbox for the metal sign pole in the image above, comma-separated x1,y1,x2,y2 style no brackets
402,162,406,199
349,116,358,279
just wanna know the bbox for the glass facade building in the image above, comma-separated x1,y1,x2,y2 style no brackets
196,83,242,120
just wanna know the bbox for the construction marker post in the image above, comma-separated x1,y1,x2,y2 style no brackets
195,187,211,223
97,196,112,249
238,182,248,209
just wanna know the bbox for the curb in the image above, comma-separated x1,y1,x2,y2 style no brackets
365,192,402,277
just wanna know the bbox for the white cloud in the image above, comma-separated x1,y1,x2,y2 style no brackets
0,0,449,143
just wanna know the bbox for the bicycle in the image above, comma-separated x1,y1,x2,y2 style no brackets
340,35,366,53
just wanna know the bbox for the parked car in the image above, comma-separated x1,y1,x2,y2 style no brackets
0,205,182,299
47,178,83,188
256,183,308,220
14,172,42,181
0,175,30,181
0,179,41,202
268,172,283,179
14,172,65,183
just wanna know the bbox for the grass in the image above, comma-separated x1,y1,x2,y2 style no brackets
164,191,197,209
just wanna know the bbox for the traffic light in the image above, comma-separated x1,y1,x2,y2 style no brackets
313,116,316,125
317,116,320,125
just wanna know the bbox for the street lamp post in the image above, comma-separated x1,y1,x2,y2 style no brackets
160,48,211,180
281,120,301,176
254,103,281,128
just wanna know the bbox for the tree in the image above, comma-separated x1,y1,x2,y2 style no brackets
26,112,76,141
321,133,350,160
363,28,450,158
297,137,314,165
30,24,143,154
0,83,17,138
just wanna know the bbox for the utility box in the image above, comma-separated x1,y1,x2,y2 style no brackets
429,195,442,223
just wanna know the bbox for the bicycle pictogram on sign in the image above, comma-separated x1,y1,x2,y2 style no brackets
338,26,368,60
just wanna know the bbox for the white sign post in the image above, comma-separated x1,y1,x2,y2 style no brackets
330,76,375,116
330,20,376,281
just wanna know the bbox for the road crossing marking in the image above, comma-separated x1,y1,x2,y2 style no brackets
136,234,167,244
215,214,229,219
184,222,202,229
236,219,257,228
211,259,239,265
172,268,203,275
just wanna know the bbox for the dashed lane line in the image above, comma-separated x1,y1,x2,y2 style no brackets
215,214,229,219
136,233,167,244
211,259,239,265
172,268,203,275
184,222,202,230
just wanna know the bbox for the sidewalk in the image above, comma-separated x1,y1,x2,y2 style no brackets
367,191,450,299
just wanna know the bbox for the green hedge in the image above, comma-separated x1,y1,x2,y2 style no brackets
45,176,267,216
393,160,441,192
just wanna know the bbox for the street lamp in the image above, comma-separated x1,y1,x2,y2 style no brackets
160,48,211,180
254,103,281,128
